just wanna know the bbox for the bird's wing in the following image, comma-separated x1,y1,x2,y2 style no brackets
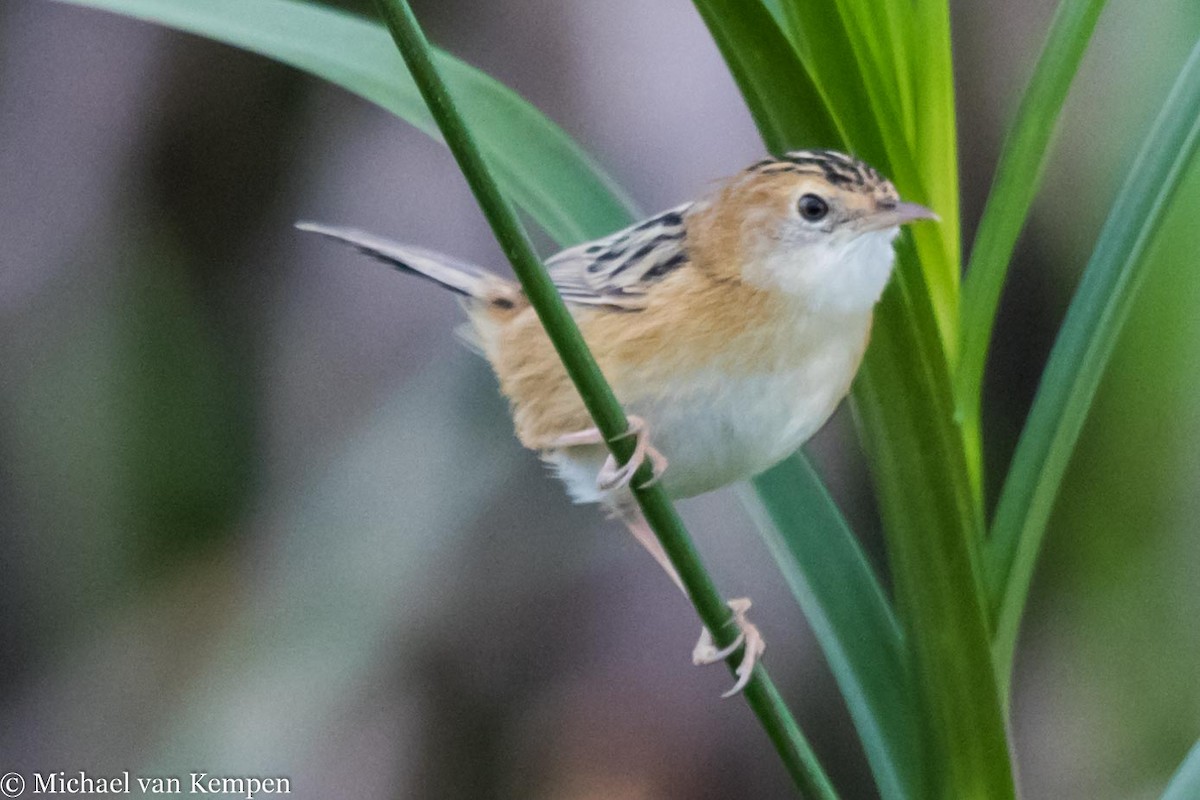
547,204,692,311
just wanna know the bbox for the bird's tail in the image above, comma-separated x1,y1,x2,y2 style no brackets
296,222,521,311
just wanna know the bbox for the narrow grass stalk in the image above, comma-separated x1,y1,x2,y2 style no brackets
956,0,1109,437
746,456,919,800
369,0,838,796
986,41,1200,697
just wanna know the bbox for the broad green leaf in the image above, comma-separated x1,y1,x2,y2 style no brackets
828,2,911,135
877,3,916,148
853,255,1014,800
694,4,1010,798
1161,739,1200,800
758,0,788,30
53,0,639,247
747,455,918,800
777,1,887,166
986,40,1200,695
957,0,1109,441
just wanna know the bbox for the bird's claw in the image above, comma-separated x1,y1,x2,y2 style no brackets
551,415,667,492
692,598,765,698
596,415,667,492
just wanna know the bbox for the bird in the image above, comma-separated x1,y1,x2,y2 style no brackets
297,149,937,696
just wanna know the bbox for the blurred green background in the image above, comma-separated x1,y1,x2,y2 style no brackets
0,1,1197,798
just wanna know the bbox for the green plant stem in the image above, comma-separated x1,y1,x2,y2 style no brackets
956,0,1109,438
369,0,838,796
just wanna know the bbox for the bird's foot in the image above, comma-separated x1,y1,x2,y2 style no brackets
692,598,765,698
549,415,667,492
596,415,668,491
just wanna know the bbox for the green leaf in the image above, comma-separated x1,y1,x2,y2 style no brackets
747,455,918,800
777,1,885,161
1161,739,1200,800
909,0,959,283
692,0,844,152
986,40,1200,696
957,0,1109,438
695,4,1010,797
852,259,1014,800
52,0,639,247
776,3,971,496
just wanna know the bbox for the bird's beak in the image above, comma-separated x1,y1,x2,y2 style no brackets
862,201,939,231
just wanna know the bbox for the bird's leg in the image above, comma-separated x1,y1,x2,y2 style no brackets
614,502,684,593
547,415,667,491
617,504,765,698
691,597,766,698
552,417,764,697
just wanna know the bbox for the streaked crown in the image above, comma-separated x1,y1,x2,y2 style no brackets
744,149,899,205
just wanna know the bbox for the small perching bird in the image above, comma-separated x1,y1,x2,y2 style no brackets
298,149,936,696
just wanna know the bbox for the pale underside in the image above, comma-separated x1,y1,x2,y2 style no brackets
473,264,872,503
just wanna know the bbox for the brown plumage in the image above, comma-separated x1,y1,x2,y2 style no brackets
297,149,937,696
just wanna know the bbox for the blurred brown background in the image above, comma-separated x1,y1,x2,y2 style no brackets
0,1,1198,798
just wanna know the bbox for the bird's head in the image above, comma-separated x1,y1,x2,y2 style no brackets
689,150,937,313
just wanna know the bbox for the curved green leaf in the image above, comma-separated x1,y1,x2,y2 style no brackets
986,40,1200,695
53,0,639,246
957,0,1109,437
773,1,973,496
692,0,844,152
747,456,917,800
777,1,885,163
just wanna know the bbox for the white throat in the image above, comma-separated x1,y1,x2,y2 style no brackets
745,227,900,313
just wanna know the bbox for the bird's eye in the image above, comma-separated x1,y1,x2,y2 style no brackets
797,194,829,222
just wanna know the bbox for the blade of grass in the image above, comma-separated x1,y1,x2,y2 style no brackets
746,455,918,800
53,0,638,246
833,1,913,142
691,0,844,151
986,41,1200,696
370,0,838,795
956,0,1109,437
853,254,1014,800
776,1,886,166
910,0,960,306
1161,739,1200,800
877,2,916,147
